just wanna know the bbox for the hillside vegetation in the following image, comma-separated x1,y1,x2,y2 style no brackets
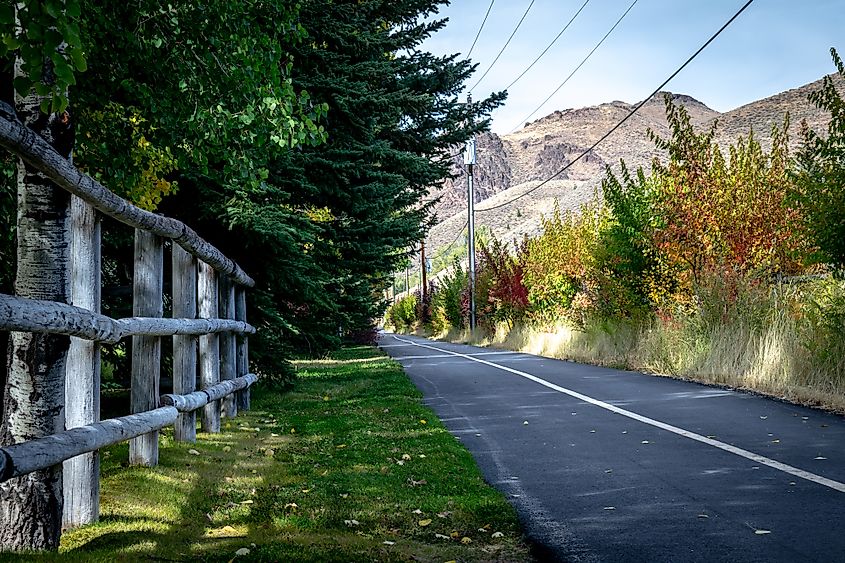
389,52,845,412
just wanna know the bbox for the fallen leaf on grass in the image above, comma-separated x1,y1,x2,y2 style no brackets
382,541,395,546
450,531,460,539
264,449,275,457
419,419,427,425
491,532,504,538
461,537,472,544
401,453,412,461
418,519,432,527
478,528,488,533
284,503,298,511
239,500,254,505
336,444,347,449
419,454,427,458
323,396,330,401
223,446,231,452
344,519,360,527
340,493,349,498
396,460,405,466
188,449,200,456
434,533,450,539
437,511,452,518
412,509,423,515
290,428,296,434
408,478,427,487
235,547,250,556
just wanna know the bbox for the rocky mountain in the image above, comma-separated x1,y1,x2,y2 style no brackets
426,74,843,256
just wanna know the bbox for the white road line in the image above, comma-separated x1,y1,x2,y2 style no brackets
391,335,845,494
393,351,520,360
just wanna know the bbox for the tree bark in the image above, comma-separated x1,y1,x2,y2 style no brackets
0,41,73,550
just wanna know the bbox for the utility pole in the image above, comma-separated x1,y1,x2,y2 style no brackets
464,95,477,331
420,239,427,305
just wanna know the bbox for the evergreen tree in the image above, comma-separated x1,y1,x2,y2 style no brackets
279,0,505,348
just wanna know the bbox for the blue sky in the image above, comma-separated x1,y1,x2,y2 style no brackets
421,0,845,134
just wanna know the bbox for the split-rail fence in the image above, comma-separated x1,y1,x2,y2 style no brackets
0,102,259,547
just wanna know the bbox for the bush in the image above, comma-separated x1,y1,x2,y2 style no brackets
386,295,417,332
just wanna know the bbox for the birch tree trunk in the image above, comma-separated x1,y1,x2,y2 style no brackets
0,48,73,550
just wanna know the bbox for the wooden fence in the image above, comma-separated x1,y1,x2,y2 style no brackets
0,104,258,539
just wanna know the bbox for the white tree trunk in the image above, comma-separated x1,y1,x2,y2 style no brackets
0,38,73,550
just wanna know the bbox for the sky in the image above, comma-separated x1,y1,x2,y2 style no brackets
421,0,845,134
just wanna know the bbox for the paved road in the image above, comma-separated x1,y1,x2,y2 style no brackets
379,333,845,563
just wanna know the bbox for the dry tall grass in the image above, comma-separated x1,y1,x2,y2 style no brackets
435,281,845,413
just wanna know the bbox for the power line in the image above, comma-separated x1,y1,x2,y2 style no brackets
477,0,756,214
466,0,495,60
503,0,592,92
510,0,639,132
469,0,536,93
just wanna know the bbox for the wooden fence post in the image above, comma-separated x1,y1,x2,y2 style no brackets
235,288,250,411
219,277,237,419
172,245,198,442
63,196,101,528
129,230,163,466
198,261,221,432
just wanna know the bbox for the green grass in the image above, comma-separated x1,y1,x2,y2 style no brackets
8,346,533,562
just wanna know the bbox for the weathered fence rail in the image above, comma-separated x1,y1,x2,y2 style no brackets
0,103,260,547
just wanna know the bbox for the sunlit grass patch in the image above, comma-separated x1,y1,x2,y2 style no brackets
0,345,534,562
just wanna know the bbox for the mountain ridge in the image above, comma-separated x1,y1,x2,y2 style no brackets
427,73,843,256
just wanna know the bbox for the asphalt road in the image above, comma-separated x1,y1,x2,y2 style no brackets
379,333,845,563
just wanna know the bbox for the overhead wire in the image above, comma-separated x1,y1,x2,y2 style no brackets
503,0,592,91
465,0,496,60
510,0,639,131
476,0,756,214
469,0,536,93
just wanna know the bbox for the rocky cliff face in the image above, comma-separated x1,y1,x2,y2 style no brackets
426,75,842,255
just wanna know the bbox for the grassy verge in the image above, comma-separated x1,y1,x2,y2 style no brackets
10,346,532,562
425,312,845,414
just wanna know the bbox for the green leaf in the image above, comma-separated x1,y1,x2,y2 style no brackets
0,4,14,25
44,0,61,19
66,0,82,18
69,46,87,72
13,77,31,97
2,33,20,51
